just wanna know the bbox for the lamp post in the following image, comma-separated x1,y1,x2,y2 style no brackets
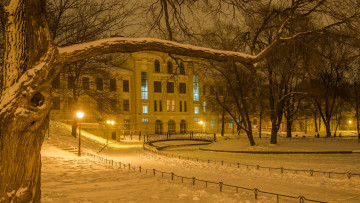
106,120,115,144
76,111,84,156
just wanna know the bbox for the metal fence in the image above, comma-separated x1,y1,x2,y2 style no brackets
146,132,216,142
143,145,360,180
83,151,326,203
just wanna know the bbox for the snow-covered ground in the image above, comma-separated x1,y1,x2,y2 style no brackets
41,121,360,202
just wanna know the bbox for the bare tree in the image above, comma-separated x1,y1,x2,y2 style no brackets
1,1,359,201
305,36,356,137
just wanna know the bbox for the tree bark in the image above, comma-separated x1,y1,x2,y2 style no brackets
221,111,225,136
325,122,332,137
314,114,318,133
270,121,278,144
258,113,262,138
286,119,292,138
0,1,55,202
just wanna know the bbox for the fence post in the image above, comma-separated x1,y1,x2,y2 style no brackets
139,166,142,172
130,131,133,140
214,133,216,142
139,131,141,141
192,177,196,185
253,188,259,199
128,164,131,170
171,172,174,180
219,182,223,192
153,169,156,176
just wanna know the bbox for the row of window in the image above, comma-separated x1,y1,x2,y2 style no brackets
52,75,130,92
143,100,188,114
52,97,130,112
154,60,185,75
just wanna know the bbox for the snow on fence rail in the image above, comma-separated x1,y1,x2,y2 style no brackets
142,145,360,180
83,152,326,203
145,132,216,142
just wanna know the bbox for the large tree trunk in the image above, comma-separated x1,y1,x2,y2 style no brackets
325,122,332,137
0,1,55,201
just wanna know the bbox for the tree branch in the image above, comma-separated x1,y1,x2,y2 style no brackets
58,37,256,64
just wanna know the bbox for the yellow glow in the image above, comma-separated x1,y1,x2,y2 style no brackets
107,120,115,125
349,120,352,124
198,121,204,125
76,111,84,119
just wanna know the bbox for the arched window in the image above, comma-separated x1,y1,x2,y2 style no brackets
167,61,173,74
180,120,186,134
155,120,163,134
154,60,160,73
179,62,185,75
168,119,176,134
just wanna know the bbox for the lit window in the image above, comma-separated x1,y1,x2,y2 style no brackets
172,100,175,112
142,105,148,114
194,106,199,114
141,72,148,99
211,119,216,129
229,119,234,128
142,118,148,123
203,101,206,113
167,100,170,112
194,118,199,122
193,75,199,101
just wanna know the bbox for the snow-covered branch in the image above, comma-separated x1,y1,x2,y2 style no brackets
58,37,257,65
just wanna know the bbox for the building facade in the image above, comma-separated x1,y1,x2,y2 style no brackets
50,52,230,139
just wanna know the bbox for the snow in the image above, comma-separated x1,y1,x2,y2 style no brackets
57,37,255,64
41,120,360,202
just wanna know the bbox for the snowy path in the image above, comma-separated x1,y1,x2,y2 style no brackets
41,121,360,202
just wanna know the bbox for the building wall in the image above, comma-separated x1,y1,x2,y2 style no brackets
50,52,223,136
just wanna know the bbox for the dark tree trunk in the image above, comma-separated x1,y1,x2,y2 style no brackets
325,122,332,137
314,114,318,133
259,113,262,138
270,121,278,144
221,111,225,136
286,119,292,138
0,1,55,201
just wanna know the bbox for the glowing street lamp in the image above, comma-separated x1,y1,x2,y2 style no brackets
76,111,85,156
349,120,352,124
106,120,115,144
